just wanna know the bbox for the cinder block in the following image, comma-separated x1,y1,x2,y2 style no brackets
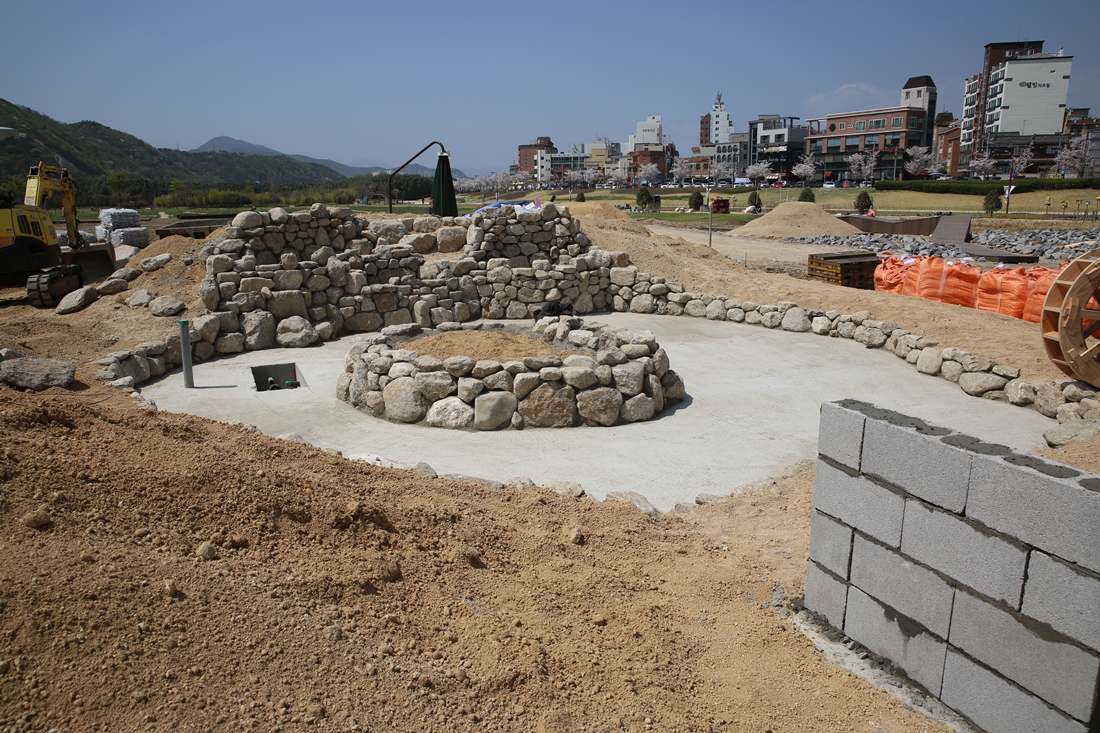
860,418,971,513
804,560,848,629
940,649,1087,733
949,589,1099,722
968,453,1100,574
1022,551,1100,652
844,587,947,695
818,401,866,471
809,510,853,579
849,534,954,638
813,459,903,548
901,499,1027,607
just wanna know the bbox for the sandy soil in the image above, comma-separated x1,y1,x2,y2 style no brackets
726,203,860,239
404,332,567,362
0,207,1088,732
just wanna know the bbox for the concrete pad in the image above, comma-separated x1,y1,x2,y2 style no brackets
140,314,1053,511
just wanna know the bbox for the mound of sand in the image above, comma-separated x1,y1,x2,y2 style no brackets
735,202,860,239
405,331,567,362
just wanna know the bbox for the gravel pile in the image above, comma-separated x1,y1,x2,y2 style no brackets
791,228,1100,262
790,233,967,259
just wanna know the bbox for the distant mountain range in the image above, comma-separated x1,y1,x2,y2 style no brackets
0,99,465,184
190,136,466,179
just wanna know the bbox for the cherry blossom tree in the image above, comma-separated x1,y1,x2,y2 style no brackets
1054,136,1094,177
969,155,996,179
745,161,772,188
903,146,935,177
790,153,818,184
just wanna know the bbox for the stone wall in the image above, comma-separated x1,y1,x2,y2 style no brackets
805,399,1100,733
336,319,686,429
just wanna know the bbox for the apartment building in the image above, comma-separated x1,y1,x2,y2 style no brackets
747,115,807,179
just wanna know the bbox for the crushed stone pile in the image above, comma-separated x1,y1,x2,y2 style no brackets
734,202,860,239
793,227,1100,262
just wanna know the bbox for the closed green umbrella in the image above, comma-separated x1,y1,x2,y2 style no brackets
430,152,458,217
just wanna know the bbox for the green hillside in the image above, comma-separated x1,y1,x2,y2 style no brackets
0,98,344,184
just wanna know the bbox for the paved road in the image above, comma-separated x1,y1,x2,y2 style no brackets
142,314,1053,511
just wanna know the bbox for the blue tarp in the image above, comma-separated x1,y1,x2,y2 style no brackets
468,200,536,216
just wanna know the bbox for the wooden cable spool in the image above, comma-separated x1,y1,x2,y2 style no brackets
1042,248,1100,388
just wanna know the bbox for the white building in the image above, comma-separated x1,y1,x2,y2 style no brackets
702,92,736,144
983,51,1072,137
627,115,671,151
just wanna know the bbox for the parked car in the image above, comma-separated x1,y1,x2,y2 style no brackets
823,181,836,189
858,181,874,188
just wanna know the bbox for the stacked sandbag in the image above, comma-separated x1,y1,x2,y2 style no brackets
109,227,149,248
901,257,982,307
975,266,1031,319
97,209,148,249
1021,265,1064,323
873,254,917,294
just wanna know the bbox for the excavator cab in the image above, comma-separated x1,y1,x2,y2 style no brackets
1,163,119,306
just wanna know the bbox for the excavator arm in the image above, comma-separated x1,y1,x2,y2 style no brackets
25,163,81,250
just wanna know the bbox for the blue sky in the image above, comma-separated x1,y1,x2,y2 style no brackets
3,0,1097,176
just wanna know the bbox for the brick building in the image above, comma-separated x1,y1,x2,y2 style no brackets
517,137,556,173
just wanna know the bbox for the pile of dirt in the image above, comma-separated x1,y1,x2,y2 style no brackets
735,202,860,239
404,331,570,362
0,388,946,732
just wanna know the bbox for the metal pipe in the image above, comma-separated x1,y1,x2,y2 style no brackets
179,319,194,388
388,141,445,213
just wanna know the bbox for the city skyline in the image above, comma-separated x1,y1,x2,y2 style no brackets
2,0,1097,176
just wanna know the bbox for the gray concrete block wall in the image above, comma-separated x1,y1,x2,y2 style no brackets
806,400,1100,733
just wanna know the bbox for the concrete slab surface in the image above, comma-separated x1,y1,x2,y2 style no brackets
141,314,1053,511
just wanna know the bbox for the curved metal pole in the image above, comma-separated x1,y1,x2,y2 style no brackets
388,141,445,213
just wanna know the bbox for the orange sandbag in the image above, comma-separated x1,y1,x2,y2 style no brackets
976,267,1030,319
903,257,982,307
874,254,913,293
1021,266,1060,323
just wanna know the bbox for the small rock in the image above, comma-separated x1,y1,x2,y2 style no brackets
416,462,438,479
195,542,218,561
148,295,186,317
21,509,51,529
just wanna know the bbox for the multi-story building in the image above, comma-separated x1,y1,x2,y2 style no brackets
627,115,672,151
700,92,736,145
1063,108,1100,177
586,138,621,171
933,112,962,176
982,50,1072,139
804,77,936,183
627,146,667,183
959,40,1054,165
986,133,1067,177
518,137,557,174
747,115,807,179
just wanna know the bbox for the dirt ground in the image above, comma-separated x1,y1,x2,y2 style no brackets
0,208,1092,732
403,332,570,363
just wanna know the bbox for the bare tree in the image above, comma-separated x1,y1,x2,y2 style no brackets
638,163,661,186
791,152,818,184
1054,136,1095,177
969,155,996,179
672,158,694,184
903,146,935,177
745,161,772,188
1010,149,1034,178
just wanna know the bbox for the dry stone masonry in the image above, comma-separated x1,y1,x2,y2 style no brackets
806,400,1100,733
335,319,685,429
92,201,1100,435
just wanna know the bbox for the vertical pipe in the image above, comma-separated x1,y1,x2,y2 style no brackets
178,319,194,389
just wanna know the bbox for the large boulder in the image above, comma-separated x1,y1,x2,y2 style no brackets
368,219,410,243
383,377,428,423
436,227,467,253
474,392,517,430
267,290,308,320
0,357,75,391
958,372,1007,396
199,277,220,310
576,387,623,426
425,397,474,429
242,311,275,350
518,383,577,428
415,371,456,401
611,361,645,396
345,312,384,332
780,307,812,332
619,394,655,423
275,316,318,347
232,211,263,229
148,295,186,317
96,278,129,295
140,253,172,272
55,286,99,315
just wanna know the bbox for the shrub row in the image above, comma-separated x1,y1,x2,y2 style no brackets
873,178,1100,195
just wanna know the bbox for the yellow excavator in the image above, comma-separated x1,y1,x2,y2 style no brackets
0,162,118,306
